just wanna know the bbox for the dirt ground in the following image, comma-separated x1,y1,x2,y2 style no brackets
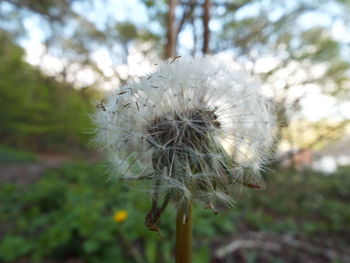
0,154,72,184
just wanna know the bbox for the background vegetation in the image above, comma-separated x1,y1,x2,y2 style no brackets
1,157,349,262
0,0,349,262
0,30,94,152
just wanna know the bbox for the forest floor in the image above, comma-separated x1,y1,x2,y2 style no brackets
1,146,349,263
0,154,71,184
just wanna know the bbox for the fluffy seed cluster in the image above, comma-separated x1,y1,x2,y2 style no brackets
93,56,275,230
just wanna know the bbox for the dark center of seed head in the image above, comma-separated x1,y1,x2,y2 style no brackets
147,108,220,148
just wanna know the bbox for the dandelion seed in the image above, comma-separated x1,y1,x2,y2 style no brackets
93,56,275,231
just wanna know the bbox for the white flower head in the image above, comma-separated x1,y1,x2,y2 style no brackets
93,56,275,230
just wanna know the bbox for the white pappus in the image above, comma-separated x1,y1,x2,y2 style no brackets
92,56,275,231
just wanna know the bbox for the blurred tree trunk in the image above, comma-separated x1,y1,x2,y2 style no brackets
165,0,177,58
202,0,210,54
190,14,197,56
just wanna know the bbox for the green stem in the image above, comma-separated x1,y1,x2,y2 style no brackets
175,202,192,263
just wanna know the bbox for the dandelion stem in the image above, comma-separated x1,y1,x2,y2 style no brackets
175,201,192,263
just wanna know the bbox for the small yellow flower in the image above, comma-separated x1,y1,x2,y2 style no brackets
113,210,128,223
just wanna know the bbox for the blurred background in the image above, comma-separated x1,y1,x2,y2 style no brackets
0,0,350,262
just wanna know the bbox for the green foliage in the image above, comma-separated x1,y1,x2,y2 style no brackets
242,169,350,236
0,162,349,262
0,31,93,151
4,0,78,19
116,22,138,44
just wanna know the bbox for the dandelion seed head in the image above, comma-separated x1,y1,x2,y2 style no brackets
93,56,275,215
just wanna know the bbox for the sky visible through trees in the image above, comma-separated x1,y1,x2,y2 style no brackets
0,0,350,150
